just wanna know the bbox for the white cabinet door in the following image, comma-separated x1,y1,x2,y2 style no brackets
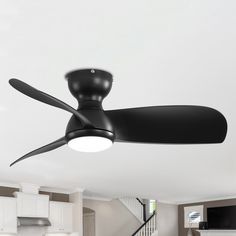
63,203,73,233
0,197,17,234
2,198,17,233
37,196,49,218
47,201,73,233
16,192,49,217
48,201,62,232
17,193,37,217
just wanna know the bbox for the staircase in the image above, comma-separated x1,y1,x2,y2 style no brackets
120,197,145,222
132,211,157,236
119,197,157,236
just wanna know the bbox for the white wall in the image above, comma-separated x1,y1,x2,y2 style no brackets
157,202,178,236
70,192,83,236
83,199,141,236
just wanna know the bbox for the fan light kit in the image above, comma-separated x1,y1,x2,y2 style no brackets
9,68,227,166
67,136,113,152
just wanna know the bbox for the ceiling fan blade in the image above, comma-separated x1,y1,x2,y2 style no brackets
105,106,227,144
10,137,67,167
9,79,93,128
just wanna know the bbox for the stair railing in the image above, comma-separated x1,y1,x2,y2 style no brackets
136,198,147,222
132,211,156,236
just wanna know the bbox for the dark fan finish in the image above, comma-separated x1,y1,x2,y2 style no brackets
9,68,227,166
9,79,93,128
105,106,227,144
9,137,67,167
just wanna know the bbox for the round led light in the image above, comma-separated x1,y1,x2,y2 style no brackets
68,136,113,152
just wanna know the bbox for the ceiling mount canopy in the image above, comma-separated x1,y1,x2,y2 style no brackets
9,68,227,167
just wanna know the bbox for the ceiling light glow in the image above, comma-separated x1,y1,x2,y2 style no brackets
68,136,113,152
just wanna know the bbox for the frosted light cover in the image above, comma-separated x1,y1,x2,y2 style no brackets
68,136,113,152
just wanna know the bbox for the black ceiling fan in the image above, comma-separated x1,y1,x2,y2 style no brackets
9,68,227,167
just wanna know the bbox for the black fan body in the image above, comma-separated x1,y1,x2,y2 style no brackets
9,69,227,166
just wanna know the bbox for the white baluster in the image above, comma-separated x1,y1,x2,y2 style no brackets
149,220,151,236
153,217,155,233
151,217,153,234
153,216,155,233
146,221,148,236
154,216,156,231
155,215,157,230
153,215,155,231
151,219,153,235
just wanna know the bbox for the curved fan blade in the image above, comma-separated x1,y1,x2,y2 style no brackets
105,106,227,144
10,137,67,167
9,79,93,128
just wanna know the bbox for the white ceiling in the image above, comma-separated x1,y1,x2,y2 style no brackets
0,0,235,204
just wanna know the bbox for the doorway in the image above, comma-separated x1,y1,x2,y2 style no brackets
83,207,95,236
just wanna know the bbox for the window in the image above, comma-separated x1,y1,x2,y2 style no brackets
149,200,156,214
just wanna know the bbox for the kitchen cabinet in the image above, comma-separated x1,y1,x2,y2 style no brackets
0,197,17,234
47,201,73,233
15,192,49,218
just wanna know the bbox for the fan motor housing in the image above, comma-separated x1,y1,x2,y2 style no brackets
66,128,115,144
65,110,115,142
65,69,115,142
65,68,113,109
